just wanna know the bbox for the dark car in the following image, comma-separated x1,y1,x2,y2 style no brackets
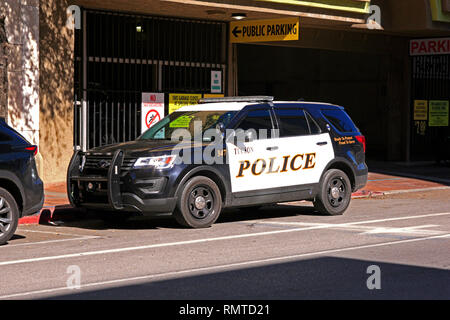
0,118,44,244
68,96,367,228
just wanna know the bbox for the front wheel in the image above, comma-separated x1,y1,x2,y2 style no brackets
0,188,20,245
174,176,222,228
314,169,352,216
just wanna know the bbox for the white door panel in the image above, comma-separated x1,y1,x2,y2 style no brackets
227,133,334,193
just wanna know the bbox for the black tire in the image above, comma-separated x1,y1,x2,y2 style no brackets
314,169,352,216
174,176,222,228
0,187,20,245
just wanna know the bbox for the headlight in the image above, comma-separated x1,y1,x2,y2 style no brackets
133,155,177,169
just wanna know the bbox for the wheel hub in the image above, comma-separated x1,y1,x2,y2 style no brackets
331,187,340,199
194,196,207,210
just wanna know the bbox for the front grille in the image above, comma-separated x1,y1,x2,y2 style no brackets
83,155,136,176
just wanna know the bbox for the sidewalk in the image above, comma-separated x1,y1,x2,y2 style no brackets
18,162,450,225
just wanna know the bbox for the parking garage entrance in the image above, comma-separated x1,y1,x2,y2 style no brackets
74,9,227,151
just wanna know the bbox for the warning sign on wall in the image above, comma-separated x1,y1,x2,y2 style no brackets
429,100,449,127
413,100,428,121
169,93,202,114
141,93,165,134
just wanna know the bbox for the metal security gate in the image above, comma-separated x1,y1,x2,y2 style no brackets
411,54,450,161
74,9,227,150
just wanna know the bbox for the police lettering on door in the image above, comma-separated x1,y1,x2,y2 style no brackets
236,153,316,178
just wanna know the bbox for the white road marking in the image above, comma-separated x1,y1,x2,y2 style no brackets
0,212,449,267
0,228,101,249
16,228,97,238
3,236,101,248
1,232,449,300
361,225,440,235
253,221,444,236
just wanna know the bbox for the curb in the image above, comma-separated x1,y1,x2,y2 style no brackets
370,169,450,185
352,186,450,199
18,204,79,225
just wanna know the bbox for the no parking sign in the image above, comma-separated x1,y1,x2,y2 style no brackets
141,93,165,134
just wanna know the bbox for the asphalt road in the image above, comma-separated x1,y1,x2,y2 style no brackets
1,189,449,300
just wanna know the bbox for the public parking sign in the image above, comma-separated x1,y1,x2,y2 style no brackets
230,18,299,43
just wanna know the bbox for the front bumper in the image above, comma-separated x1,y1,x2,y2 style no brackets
67,150,177,215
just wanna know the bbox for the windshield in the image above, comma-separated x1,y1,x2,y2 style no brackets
139,110,238,141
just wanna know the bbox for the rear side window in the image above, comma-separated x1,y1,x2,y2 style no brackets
276,108,310,137
321,109,359,133
236,108,274,139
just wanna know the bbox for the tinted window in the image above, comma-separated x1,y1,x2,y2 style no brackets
276,108,309,137
305,111,322,135
236,108,273,139
322,109,359,133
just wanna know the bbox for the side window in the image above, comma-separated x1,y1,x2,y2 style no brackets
305,111,322,135
322,109,359,133
235,108,274,140
276,108,310,137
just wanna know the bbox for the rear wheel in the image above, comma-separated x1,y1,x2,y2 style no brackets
314,169,352,216
0,188,19,245
174,176,222,228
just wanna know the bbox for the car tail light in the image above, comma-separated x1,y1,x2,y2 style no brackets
355,135,366,153
25,145,38,157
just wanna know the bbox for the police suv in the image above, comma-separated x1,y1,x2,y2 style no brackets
68,96,368,228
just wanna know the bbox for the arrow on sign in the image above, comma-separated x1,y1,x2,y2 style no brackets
232,26,242,38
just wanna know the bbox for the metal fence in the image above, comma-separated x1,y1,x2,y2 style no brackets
74,9,227,150
411,54,450,160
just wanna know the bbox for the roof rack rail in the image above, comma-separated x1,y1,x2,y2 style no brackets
198,96,274,104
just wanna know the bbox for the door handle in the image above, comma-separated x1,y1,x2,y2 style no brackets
266,146,278,151
316,142,328,146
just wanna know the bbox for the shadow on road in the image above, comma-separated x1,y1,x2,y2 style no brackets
44,203,318,231
43,256,450,300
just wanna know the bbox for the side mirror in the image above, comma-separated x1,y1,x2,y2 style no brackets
216,122,225,134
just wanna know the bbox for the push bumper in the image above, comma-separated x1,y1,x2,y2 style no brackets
67,150,177,215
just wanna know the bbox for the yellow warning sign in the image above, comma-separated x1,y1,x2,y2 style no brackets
230,18,299,43
168,93,202,114
429,100,449,127
413,100,428,120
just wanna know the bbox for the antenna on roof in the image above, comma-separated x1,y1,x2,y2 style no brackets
198,96,274,104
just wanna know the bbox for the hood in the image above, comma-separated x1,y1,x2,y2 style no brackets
86,139,183,157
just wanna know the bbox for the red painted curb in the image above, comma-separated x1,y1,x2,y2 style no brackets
18,204,74,225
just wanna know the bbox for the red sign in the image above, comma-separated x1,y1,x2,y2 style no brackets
410,38,450,56
145,109,161,129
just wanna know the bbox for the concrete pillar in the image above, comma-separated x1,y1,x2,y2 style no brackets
0,0,40,147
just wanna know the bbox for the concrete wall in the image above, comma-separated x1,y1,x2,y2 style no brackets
0,0,74,184
0,0,40,146
0,18,7,118
39,0,74,183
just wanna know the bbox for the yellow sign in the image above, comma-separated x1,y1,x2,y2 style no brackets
230,18,299,43
170,115,194,128
203,94,225,98
429,100,449,127
256,0,371,14
414,100,428,120
168,93,202,114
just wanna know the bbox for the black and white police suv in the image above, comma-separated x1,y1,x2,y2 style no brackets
68,96,367,228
